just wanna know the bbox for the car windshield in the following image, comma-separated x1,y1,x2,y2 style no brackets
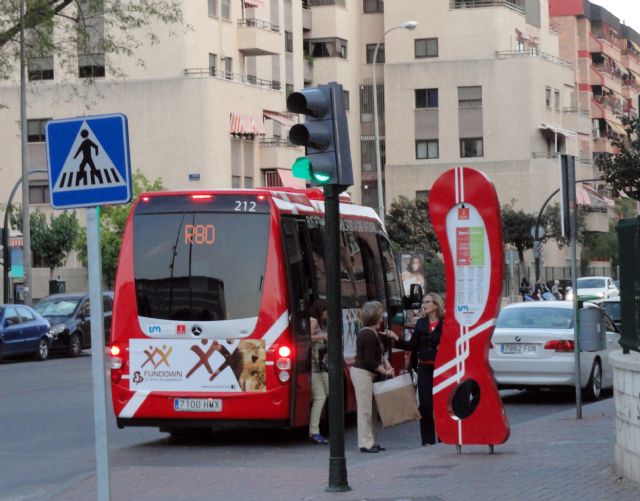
497,307,573,329
577,278,605,289
34,299,80,317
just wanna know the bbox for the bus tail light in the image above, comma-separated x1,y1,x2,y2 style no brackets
276,345,292,384
110,343,125,383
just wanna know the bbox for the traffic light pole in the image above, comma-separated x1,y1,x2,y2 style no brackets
324,184,350,493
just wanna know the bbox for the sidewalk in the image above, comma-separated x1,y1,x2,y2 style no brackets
54,398,639,501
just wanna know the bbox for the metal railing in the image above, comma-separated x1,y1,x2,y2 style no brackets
496,49,573,67
259,137,299,147
183,68,278,89
532,152,558,159
237,18,280,32
450,0,524,14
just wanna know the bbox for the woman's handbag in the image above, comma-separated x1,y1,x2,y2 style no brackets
373,373,421,427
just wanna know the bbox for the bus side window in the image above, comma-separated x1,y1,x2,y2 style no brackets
357,235,384,302
282,219,314,321
307,226,326,303
378,237,403,317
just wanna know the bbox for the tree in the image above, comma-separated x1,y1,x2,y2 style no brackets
10,206,80,278
501,200,536,269
580,223,619,270
76,170,164,287
595,115,640,200
385,196,439,259
541,202,586,248
0,0,183,81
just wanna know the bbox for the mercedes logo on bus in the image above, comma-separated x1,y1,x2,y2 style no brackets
191,325,203,337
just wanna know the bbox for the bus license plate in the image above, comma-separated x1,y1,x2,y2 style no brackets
174,398,222,412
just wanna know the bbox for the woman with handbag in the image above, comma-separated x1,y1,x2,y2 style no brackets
349,301,395,453
387,292,444,446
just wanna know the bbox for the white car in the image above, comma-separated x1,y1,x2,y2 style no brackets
489,302,619,401
576,276,619,301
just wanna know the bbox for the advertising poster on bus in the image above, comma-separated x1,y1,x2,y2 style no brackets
397,252,427,295
129,338,267,392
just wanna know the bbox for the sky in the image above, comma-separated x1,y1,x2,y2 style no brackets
590,1,640,33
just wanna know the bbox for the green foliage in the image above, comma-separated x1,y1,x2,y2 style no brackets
76,170,164,287
501,201,536,264
595,115,640,200
541,203,586,248
580,223,619,269
0,1,184,82
424,260,445,295
10,207,80,278
385,196,439,259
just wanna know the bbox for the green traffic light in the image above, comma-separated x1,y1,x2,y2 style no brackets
291,157,332,185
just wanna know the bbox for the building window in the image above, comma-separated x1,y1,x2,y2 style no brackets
29,183,50,205
460,138,483,158
223,57,233,79
343,90,350,110
361,138,385,172
545,87,551,107
286,83,294,98
221,0,231,20
366,43,384,64
458,86,482,107
208,0,218,16
27,119,49,142
285,31,293,53
78,53,105,78
28,56,54,81
232,175,241,188
309,0,346,5
415,88,438,108
416,190,430,201
244,176,254,188
209,53,217,76
416,140,439,159
415,38,438,58
554,89,560,110
363,0,383,12
304,38,348,58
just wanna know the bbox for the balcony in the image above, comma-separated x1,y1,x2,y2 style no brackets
591,65,622,94
259,137,303,169
593,137,617,155
450,0,524,14
495,50,572,67
584,211,609,232
183,68,279,90
237,18,281,56
302,3,312,31
595,36,621,61
622,50,640,76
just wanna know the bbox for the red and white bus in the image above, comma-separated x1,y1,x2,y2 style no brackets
109,187,409,433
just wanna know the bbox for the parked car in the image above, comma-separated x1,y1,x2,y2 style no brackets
0,304,52,362
576,276,619,301
489,301,619,401
595,297,621,330
34,292,114,357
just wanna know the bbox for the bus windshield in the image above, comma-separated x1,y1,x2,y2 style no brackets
133,211,269,322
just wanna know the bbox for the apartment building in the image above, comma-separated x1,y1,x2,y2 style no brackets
0,1,308,300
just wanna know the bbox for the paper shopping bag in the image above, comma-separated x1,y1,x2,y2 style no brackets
373,373,421,428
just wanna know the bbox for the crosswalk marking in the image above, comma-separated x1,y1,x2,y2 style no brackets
57,166,121,189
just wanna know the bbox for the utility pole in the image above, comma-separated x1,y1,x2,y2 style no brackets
20,0,33,305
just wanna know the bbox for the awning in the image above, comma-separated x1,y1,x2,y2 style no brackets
244,0,265,6
277,168,306,189
263,110,296,127
230,112,266,136
539,123,578,138
605,120,626,136
575,184,591,205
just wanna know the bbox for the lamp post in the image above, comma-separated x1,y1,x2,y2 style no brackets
373,20,417,225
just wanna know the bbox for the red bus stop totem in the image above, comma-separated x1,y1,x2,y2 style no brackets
429,167,510,446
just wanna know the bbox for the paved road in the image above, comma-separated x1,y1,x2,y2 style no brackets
0,352,610,499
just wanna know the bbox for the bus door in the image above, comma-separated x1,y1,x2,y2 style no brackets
378,236,406,368
281,217,315,426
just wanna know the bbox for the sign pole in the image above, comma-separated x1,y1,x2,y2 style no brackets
324,184,350,492
87,207,111,500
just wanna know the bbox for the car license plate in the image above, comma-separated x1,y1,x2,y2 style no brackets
173,398,222,412
501,343,537,354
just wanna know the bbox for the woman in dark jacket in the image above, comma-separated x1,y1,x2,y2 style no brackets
388,292,444,446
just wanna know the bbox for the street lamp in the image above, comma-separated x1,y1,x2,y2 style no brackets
373,20,417,225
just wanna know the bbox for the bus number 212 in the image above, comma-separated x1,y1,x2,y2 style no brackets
184,224,215,245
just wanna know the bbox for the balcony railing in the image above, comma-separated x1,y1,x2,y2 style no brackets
495,50,573,67
451,0,524,14
623,79,640,92
237,18,280,32
532,152,558,159
593,64,622,81
259,137,298,147
184,68,278,89
562,106,591,116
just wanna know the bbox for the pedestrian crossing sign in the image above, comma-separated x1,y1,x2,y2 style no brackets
46,113,132,209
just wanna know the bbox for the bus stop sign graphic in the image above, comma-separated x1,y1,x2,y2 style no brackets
46,113,132,209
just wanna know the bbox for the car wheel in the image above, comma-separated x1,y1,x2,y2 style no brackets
583,359,602,402
67,332,82,358
35,338,50,361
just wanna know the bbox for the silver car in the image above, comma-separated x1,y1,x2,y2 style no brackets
489,302,619,401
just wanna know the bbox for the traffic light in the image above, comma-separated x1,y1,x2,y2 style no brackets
287,82,353,187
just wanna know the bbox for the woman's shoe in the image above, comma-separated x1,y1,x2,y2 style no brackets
359,446,379,453
373,444,386,451
310,434,328,444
